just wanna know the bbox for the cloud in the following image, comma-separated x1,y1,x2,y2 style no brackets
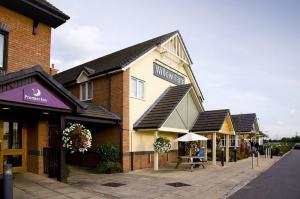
290,109,296,114
51,24,109,72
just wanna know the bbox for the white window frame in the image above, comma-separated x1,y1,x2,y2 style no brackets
220,135,239,148
0,31,6,69
130,77,145,100
80,81,93,101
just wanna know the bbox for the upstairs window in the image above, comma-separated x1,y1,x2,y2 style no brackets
80,81,93,101
0,31,7,69
131,77,145,100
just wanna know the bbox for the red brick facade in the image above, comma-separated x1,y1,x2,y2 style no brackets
132,151,177,170
0,6,51,73
67,70,131,171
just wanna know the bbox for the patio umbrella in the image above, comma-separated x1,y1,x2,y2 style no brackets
174,132,208,142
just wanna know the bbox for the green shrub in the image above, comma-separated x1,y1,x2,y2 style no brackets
96,144,120,162
96,161,121,174
272,146,280,156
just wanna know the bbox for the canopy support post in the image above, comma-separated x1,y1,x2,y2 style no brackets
212,132,217,165
154,131,159,171
226,134,230,162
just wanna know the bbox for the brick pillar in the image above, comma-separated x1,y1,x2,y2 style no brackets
110,69,131,172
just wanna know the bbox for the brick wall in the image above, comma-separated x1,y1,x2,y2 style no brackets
0,6,51,73
132,150,177,170
66,70,131,171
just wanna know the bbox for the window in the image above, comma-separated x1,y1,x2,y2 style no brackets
0,31,7,69
131,77,145,99
3,121,22,149
80,81,93,101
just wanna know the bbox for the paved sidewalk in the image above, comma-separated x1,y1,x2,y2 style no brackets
14,173,105,199
68,156,279,199
14,156,279,199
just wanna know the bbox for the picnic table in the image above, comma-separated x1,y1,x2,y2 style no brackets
175,156,206,171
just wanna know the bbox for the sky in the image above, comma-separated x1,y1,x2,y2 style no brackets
49,0,300,139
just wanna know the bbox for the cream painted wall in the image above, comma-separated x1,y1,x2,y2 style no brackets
220,114,235,135
129,49,193,130
128,47,203,152
130,130,179,152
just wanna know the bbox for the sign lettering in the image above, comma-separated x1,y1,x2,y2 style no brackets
23,87,48,104
153,63,185,85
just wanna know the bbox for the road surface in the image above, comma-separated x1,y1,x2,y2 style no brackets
229,149,300,199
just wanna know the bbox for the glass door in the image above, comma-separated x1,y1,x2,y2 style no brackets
0,121,26,173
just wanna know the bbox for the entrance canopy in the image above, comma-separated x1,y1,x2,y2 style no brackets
0,65,120,124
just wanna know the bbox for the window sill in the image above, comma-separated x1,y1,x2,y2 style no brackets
130,96,145,101
80,98,93,102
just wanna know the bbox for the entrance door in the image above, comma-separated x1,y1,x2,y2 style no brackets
0,121,27,173
44,125,60,178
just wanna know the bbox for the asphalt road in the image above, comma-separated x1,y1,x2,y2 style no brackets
229,149,300,199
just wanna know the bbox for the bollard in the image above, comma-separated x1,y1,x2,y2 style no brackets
252,153,254,169
0,173,3,199
271,148,273,159
234,148,237,162
4,164,13,199
221,148,224,167
257,151,259,167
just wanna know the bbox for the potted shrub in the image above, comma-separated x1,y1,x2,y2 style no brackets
96,144,121,174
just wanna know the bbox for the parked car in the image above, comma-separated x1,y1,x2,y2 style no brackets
294,143,300,150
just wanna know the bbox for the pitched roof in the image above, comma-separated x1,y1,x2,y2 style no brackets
0,65,86,110
134,84,192,129
191,109,230,132
54,31,179,85
231,113,257,132
80,104,121,121
0,0,70,28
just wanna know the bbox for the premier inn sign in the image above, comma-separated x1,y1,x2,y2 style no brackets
153,63,185,85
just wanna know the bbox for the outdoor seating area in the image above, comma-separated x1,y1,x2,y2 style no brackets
174,132,208,171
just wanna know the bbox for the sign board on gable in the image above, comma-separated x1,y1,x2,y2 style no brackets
153,62,185,85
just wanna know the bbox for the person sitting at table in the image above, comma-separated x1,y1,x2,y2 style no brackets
193,148,205,168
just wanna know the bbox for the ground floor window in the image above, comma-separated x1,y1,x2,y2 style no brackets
2,121,22,149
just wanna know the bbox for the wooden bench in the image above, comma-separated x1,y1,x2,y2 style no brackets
175,156,206,171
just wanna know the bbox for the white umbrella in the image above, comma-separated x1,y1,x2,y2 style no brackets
174,132,208,142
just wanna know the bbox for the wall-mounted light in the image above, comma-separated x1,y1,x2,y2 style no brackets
2,107,10,110
42,112,49,115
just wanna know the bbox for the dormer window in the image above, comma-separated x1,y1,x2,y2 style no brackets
77,70,93,101
0,30,8,69
80,81,93,101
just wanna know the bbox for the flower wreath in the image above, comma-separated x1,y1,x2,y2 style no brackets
62,123,92,153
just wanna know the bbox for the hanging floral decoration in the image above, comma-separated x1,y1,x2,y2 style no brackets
62,123,92,153
153,136,171,153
